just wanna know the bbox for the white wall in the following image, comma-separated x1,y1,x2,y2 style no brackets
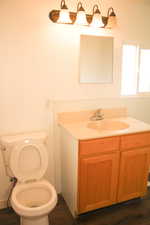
0,0,150,207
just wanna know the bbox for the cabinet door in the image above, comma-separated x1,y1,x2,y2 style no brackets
78,152,119,213
118,147,150,203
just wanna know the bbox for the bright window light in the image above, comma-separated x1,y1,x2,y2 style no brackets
121,44,138,96
139,49,150,93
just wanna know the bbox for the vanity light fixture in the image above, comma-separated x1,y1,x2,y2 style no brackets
57,0,72,24
49,1,117,29
105,7,117,29
75,2,88,26
90,4,104,28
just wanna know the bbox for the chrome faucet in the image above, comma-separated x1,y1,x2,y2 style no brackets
90,109,104,121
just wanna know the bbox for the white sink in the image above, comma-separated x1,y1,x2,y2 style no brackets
87,120,129,131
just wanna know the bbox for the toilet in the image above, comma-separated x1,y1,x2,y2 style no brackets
0,132,57,225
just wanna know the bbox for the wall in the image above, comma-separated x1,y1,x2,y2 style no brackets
0,0,150,207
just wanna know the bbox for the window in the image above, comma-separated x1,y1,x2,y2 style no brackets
139,49,150,93
121,44,150,96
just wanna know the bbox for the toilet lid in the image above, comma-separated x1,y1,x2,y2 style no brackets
10,139,48,182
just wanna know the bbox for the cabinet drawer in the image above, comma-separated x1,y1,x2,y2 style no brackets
79,137,120,156
121,132,150,150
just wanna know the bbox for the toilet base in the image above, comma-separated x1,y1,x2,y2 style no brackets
21,215,49,225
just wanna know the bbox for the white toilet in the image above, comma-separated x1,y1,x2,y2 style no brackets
0,132,57,225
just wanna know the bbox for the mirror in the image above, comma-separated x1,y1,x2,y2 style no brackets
79,35,113,83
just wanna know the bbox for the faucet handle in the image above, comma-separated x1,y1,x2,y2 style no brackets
95,108,102,116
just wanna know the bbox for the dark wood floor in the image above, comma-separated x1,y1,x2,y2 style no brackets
1,190,150,225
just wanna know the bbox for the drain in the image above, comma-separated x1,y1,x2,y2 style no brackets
29,205,38,208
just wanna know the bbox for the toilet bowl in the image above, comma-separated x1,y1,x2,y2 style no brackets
11,180,57,225
0,132,57,225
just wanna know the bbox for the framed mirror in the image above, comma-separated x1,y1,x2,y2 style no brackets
79,35,113,83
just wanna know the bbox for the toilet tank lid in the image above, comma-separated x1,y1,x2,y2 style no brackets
0,132,47,148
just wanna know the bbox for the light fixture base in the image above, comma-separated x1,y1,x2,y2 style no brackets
49,10,108,26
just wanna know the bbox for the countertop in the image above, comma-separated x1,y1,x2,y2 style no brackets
59,117,150,140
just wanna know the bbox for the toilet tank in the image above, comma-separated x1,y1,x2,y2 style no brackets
0,132,47,178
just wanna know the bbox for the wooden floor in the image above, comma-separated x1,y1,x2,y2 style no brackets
1,190,150,225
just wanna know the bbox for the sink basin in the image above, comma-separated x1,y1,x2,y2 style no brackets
87,120,129,131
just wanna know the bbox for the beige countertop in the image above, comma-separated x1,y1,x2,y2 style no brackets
59,117,150,140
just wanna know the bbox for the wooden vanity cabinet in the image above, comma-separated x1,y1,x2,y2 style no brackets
78,132,150,214
78,137,120,213
118,133,150,203
61,130,150,216
118,147,150,202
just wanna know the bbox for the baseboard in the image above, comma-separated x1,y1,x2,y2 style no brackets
0,200,7,209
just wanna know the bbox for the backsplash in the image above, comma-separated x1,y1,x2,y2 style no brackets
58,107,127,124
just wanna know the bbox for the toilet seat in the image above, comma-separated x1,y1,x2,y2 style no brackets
1,132,57,225
10,139,48,183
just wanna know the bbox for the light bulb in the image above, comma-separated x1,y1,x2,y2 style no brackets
90,13,104,28
106,7,117,29
57,0,72,24
75,2,88,26
90,5,104,28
